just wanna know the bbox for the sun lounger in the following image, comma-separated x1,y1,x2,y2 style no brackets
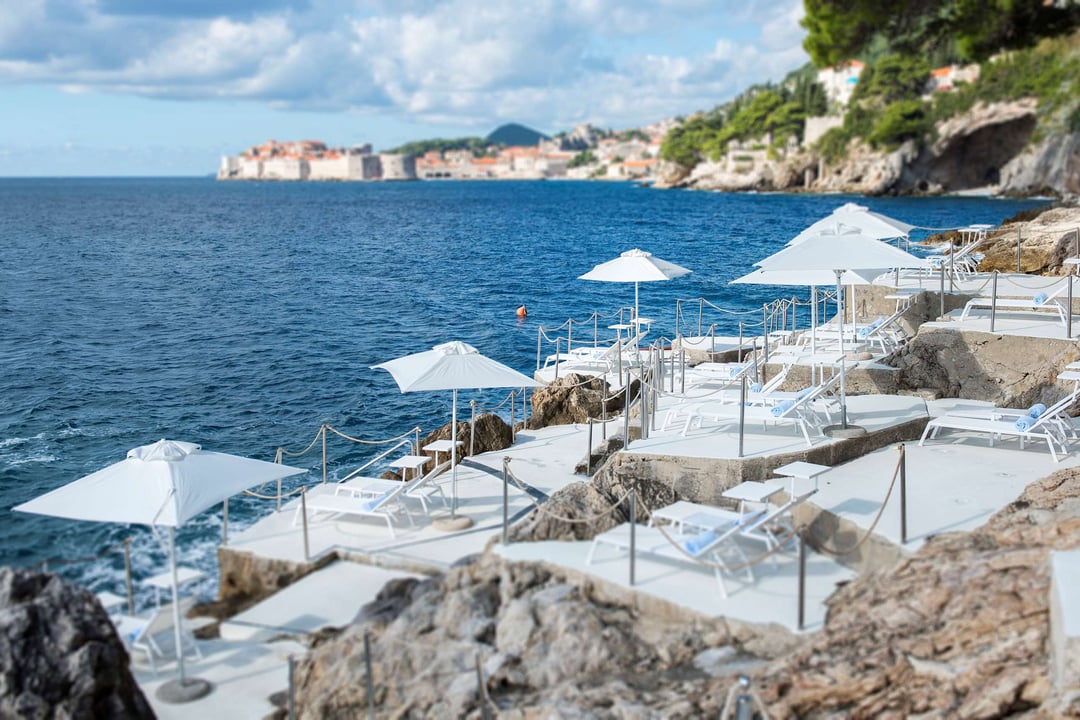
339,459,451,514
544,331,648,374
959,282,1071,327
586,509,766,597
295,473,416,536
113,596,200,675
919,390,1078,461
663,374,839,444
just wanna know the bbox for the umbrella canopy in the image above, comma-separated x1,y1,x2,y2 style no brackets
789,203,915,245
759,224,931,273
15,439,307,697
730,267,879,287
578,249,691,326
371,340,541,393
755,226,930,428
372,342,541,518
15,439,307,527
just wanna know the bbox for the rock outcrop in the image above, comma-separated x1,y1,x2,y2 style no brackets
886,325,1079,406
419,412,513,463
294,467,1080,718
660,98,1078,198
756,469,1080,718
0,567,153,720
527,373,631,429
976,204,1080,274
294,553,773,719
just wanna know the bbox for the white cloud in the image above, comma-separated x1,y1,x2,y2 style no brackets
0,0,809,134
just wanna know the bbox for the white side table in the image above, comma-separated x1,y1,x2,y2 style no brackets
423,440,462,468
390,454,430,481
772,461,831,494
722,482,784,515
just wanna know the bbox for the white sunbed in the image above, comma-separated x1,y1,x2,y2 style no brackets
295,473,417,536
919,390,1078,462
113,596,201,676
338,459,452,514
544,331,648,374
959,282,1071,327
586,509,766,597
662,374,840,445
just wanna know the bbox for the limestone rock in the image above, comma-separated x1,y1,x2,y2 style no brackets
420,412,513,463
293,553,759,718
887,324,1079,406
812,139,916,196
528,373,630,429
0,567,153,720
755,468,1080,718
1001,132,1080,199
506,481,628,542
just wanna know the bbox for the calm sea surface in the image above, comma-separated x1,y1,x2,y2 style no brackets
0,178,1043,602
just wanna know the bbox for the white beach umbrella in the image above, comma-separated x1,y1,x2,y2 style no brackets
14,439,307,701
578,249,691,327
789,203,915,246
372,341,542,520
755,226,931,428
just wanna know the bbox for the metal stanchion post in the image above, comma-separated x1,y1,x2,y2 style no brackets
1017,226,1022,273
321,424,327,485
476,652,492,720
587,418,593,476
640,374,648,440
623,380,631,448
680,347,686,394
277,477,282,513
287,655,296,720
301,486,310,562
1069,275,1074,340
990,271,998,332
738,374,746,458
738,323,744,362
939,261,945,318
364,628,375,720
798,531,807,631
123,538,135,616
222,497,229,546
502,458,510,545
470,400,477,457
629,488,636,586
510,391,516,443
899,444,908,544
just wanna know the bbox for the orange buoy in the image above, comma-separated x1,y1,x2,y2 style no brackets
516,305,528,318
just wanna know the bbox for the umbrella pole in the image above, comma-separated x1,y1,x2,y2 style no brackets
811,286,817,385
836,272,847,428
170,527,187,686
634,281,640,327
451,389,458,517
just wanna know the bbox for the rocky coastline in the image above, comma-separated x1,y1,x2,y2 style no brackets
656,100,1080,200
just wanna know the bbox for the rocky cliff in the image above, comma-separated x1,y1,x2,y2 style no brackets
0,567,153,719
662,99,1080,199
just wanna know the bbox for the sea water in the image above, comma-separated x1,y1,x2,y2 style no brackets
0,178,1043,603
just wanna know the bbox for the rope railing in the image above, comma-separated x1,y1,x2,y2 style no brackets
805,445,905,557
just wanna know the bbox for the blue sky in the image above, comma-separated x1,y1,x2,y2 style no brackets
0,0,809,176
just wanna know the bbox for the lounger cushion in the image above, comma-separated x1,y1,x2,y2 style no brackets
683,530,717,555
771,400,795,416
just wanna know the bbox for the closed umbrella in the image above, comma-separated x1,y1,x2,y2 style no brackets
755,225,931,429
579,249,691,329
14,439,307,702
372,341,541,527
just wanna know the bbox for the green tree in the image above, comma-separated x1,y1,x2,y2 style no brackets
567,149,598,168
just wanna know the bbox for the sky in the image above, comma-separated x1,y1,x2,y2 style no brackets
0,0,810,176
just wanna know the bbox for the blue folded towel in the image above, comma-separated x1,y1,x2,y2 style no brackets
1034,292,1048,305
361,497,384,512
683,530,717,555
1029,403,1047,418
729,367,741,378
857,326,871,338
749,382,762,392
772,400,795,416
796,387,814,400
1015,416,1036,431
